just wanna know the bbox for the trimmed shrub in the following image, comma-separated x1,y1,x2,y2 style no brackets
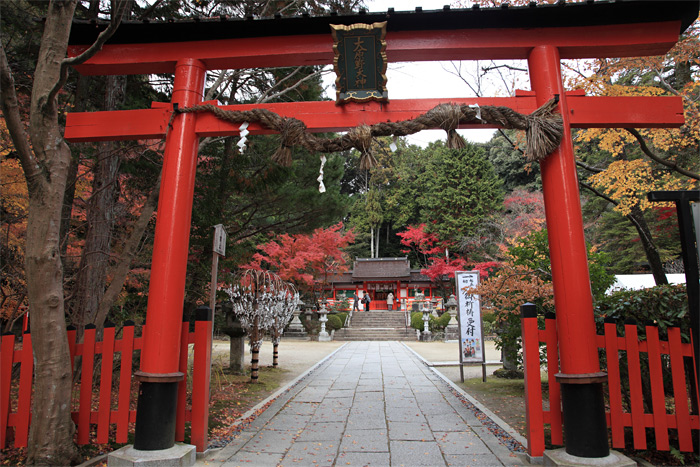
303,318,319,335
327,314,343,331
411,312,424,330
336,312,348,327
434,312,451,331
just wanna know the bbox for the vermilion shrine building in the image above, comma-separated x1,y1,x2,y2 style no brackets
59,0,699,462
325,257,445,311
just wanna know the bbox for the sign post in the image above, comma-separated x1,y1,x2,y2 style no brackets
210,224,227,312
455,271,486,382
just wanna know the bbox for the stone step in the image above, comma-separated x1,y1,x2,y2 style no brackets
334,327,418,341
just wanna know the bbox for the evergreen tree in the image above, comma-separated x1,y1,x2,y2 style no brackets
419,141,504,245
485,129,541,192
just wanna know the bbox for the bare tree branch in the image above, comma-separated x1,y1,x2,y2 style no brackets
47,0,129,108
625,127,700,180
0,44,44,190
481,64,527,73
575,160,605,173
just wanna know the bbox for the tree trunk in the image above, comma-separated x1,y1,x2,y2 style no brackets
375,225,380,258
627,205,668,285
69,75,126,332
25,2,82,462
229,336,245,373
93,173,160,330
25,192,80,465
370,226,375,258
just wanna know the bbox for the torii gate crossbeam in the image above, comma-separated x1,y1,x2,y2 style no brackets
65,1,697,462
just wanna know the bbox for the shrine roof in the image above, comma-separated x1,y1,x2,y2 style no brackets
352,258,411,280
68,0,698,45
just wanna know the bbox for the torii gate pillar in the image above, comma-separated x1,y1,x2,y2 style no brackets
529,46,609,458
132,58,206,452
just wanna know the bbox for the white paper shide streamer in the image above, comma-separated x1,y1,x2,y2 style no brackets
468,104,482,121
390,136,398,152
237,121,249,152
317,154,327,193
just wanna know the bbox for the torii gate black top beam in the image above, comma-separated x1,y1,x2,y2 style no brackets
67,1,699,75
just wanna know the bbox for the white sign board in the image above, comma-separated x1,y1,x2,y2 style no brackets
455,270,484,363
213,224,227,256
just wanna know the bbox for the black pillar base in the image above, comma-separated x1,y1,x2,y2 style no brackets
560,381,609,458
134,381,179,450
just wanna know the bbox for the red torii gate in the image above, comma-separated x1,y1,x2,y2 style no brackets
64,0,696,461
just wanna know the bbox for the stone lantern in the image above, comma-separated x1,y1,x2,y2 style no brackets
445,294,459,341
421,301,432,341
284,300,307,338
318,300,331,342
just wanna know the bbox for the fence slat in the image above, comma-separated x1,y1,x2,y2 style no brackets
175,317,190,443
603,320,625,449
191,306,213,452
14,331,33,448
520,304,544,459
116,321,135,444
668,327,693,451
624,321,646,450
78,325,97,445
645,324,669,450
0,333,16,449
544,314,562,446
97,323,116,444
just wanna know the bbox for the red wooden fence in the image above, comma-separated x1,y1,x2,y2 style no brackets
522,312,699,458
0,312,213,452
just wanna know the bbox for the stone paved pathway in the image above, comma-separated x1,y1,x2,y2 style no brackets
200,342,524,466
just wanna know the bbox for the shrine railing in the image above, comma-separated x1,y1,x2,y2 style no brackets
521,309,699,458
0,313,212,452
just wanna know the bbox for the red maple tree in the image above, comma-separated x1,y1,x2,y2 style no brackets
246,223,355,302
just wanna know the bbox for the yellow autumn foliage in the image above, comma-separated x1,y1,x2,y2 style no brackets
588,159,697,215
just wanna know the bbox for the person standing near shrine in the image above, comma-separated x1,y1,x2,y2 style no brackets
362,292,371,312
387,292,394,311
352,292,360,312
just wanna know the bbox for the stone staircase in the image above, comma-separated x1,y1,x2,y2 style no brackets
334,311,418,341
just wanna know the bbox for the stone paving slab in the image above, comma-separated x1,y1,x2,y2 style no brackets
199,341,524,467
339,428,389,452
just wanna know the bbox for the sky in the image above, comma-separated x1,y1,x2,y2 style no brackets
321,0,520,146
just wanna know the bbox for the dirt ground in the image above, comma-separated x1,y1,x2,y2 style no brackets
212,339,344,387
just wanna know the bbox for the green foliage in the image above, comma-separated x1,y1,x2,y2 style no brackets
482,312,497,335
594,284,690,340
335,312,348,327
433,311,452,331
409,311,450,332
303,318,320,335
485,130,541,191
419,141,504,243
326,314,343,331
508,228,616,303
411,312,424,331
332,296,351,312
